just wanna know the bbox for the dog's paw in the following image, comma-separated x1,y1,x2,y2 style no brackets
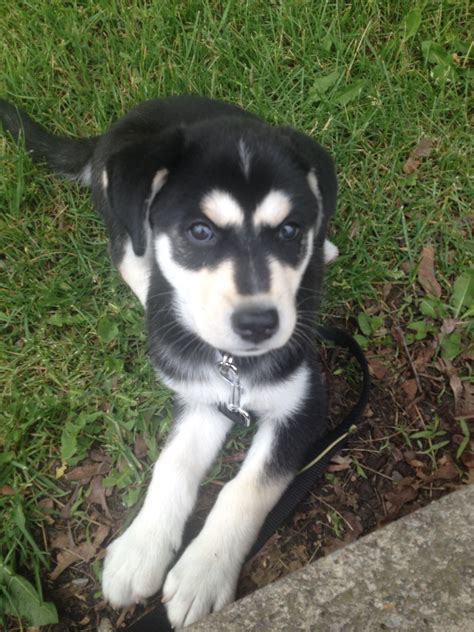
102,520,178,608
162,539,239,629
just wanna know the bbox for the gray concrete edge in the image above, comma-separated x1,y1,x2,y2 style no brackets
190,485,474,632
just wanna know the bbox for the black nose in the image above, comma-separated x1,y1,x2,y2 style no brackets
231,308,279,343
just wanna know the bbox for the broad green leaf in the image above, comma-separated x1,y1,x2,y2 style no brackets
422,40,451,66
450,271,474,318
335,80,366,105
400,9,422,41
0,564,58,626
354,334,368,349
97,317,119,343
357,313,372,336
310,70,340,100
440,331,462,361
60,412,101,463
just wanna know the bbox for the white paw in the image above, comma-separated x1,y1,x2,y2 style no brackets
102,519,179,608
163,539,239,628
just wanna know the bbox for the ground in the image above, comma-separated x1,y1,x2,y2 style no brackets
0,1,472,630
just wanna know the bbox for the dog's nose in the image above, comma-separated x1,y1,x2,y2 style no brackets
231,308,279,343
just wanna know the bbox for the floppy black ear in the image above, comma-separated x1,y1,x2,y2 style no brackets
105,128,185,256
278,127,337,233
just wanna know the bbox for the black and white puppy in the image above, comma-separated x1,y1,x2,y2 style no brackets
0,96,338,628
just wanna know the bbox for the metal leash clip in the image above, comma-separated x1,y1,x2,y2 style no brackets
216,353,252,427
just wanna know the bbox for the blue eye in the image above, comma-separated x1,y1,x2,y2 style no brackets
188,222,215,243
278,222,300,241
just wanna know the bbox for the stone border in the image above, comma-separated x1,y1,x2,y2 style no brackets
190,485,474,631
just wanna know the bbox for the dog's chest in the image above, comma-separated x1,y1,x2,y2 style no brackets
159,362,310,422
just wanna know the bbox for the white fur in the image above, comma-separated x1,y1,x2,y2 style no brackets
79,163,92,186
102,404,232,607
154,230,314,356
163,419,294,628
238,138,252,179
253,190,292,228
118,237,153,307
200,190,245,227
163,362,310,421
307,170,324,235
323,239,339,263
148,169,168,207
101,168,108,191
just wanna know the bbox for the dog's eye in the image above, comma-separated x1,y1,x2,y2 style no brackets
188,222,215,243
278,222,300,241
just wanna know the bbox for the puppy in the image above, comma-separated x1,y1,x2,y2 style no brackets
1,95,338,628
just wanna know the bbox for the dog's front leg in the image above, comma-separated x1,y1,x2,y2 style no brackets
102,402,232,608
163,419,294,628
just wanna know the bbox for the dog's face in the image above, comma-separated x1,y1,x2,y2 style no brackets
106,124,335,356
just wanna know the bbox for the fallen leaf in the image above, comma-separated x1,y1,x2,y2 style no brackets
402,378,418,401
385,480,418,513
418,245,442,297
461,451,474,470
424,459,458,483
411,138,435,159
413,344,436,370
367,357,389,380
327,455,352,472
0,485,16,496
133,434,148,459
403,156,420,174
64,462,109,482
88,476,112,519
50,524,109,580
440,318,458,336
403,139,435,174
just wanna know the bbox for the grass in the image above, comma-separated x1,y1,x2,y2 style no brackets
0,0,472,626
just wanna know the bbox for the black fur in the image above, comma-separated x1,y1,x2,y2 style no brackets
1,96,338,622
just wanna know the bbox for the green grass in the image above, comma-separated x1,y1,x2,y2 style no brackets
0,0,472,626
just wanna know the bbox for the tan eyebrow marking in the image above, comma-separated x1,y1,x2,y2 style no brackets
253,190,292,228
200,190,245,227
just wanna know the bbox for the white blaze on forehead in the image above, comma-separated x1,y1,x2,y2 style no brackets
200,190,245,228
253,190,292,228
238,138,252,179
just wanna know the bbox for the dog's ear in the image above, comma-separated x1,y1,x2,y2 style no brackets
105,128,185,256
278,127,337,239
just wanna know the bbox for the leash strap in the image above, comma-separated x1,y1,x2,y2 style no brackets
246,325,370,559
126,326,370,631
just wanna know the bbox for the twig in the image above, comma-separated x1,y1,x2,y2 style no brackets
394,322,423,394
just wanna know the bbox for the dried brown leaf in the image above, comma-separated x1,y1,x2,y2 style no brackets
403,156,420,174
0,485,16,496
411,138,435,159
367,357,389,380
385,480,418,512
424,459,458,483
413,344,436,370
402,378,418,401
418,245,442,297
88,475,112,518
133,434,148,459
50,524,109,580
64,461,109,482
440,318,458,336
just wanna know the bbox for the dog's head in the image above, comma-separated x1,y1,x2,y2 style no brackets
105,121,337,357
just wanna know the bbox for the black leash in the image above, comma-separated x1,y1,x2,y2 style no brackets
126,325,370,631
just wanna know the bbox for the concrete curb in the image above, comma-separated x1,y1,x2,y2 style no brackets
190,485,474,631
